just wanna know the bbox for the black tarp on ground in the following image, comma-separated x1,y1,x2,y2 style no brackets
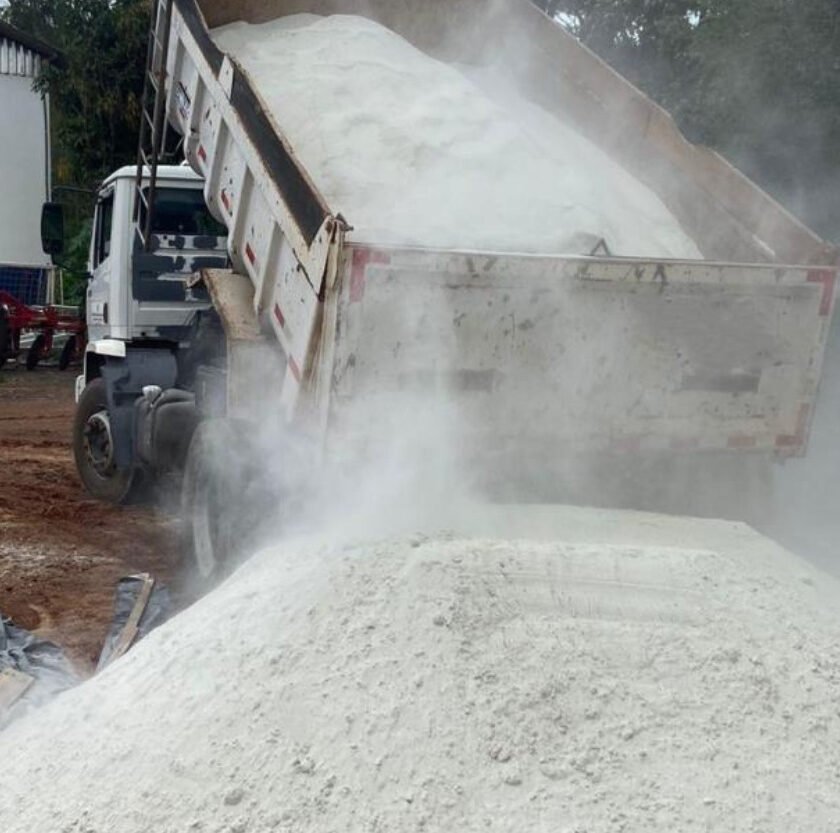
0,575,172,729
0,614,79,727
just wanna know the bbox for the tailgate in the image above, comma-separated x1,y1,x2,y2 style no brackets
328,246,836,460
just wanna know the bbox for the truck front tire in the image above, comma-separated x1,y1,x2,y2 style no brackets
59,336,78,371
26,334,47,370
73,378,138,504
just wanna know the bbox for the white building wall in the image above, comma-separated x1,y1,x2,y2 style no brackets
0,36,50,269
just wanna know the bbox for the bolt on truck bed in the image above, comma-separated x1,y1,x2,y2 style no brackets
157,0,838,473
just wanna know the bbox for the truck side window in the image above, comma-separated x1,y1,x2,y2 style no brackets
94,193,115,267
139,187,227,238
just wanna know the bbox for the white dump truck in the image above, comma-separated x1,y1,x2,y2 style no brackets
42,0,839,577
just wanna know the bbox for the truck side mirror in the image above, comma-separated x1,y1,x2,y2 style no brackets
41,202,65,260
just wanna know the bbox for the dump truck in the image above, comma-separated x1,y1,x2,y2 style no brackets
42,0,839,578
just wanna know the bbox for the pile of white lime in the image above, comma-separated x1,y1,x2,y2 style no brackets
211,14,702,259
2,507,840,832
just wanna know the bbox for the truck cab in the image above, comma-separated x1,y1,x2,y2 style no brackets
72,165,228,503
85,164,226,345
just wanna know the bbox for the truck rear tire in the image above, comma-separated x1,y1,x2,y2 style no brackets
181,419,262,581
59,336,77,371
73,378,139,504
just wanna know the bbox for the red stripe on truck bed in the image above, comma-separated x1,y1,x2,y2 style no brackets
669,437,701,451
288,356,302,383
807,269,836,316
776,403,810,451
610,436,643,454
350,249,391,303
727,435,757,450
273,303,285,329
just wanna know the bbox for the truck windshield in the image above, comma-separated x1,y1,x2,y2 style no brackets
141,187,227,238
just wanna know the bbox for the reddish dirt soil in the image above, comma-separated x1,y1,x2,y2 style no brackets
0,365,185,675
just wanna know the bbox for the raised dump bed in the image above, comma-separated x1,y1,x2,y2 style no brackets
156,0,837,468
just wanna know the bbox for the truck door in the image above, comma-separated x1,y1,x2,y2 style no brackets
129,185,227,341
87,187,115,342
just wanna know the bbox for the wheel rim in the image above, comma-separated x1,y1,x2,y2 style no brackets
83,410,115,477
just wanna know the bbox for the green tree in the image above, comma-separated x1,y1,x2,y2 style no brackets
682,1,840,239
536,0,840,241
1,0,149,300
3,0,148,188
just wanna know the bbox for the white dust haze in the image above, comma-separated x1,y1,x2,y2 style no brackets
4,10,840,833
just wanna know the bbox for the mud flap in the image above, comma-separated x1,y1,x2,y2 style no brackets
99,348,178,468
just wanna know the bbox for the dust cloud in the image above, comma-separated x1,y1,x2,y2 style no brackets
4,6,840,831
204,4,838,575
767,314,840,577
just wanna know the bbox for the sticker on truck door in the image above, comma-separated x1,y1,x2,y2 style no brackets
176,83,191,122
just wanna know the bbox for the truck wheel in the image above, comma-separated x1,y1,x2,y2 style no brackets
58,336,77,371
26,334,46,370
0,307,8,368
73,378,138,504
181,419,260,581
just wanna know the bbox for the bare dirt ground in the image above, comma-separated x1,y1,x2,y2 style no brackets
0,365,184,674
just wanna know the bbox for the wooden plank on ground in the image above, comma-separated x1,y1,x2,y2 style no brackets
98,573,156,671
0,667,35,711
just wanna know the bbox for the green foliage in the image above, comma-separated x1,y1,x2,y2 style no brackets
4,0,839,245
1,0,148,189
60,216,93,304
1,0,147,295
683,1,840,236
536,0,840,240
